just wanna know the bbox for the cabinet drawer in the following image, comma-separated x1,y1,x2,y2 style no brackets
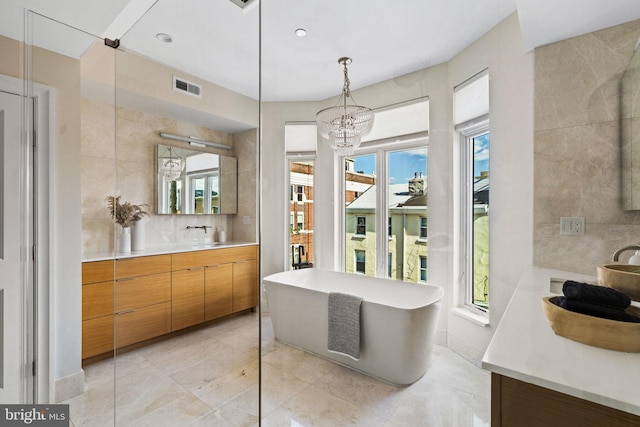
82,260,114,285
83,281,114,320
116,272,171,312
172,245,258,270
115,302,171,348
82,315,114,359
115,254,171,279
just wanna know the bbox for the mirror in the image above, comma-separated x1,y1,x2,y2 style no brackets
622,39,640,210
155,144,237,215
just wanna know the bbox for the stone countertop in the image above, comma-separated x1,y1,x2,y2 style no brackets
482,266,640,416
82,241,258,262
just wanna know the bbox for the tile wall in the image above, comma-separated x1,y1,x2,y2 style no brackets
534,19,640,275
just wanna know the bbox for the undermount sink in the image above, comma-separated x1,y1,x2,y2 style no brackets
597,263,640,301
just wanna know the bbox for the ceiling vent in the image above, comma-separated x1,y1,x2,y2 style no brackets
173,76,202,98
228,0,255,10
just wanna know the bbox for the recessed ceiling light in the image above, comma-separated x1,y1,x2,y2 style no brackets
156,33,173,43
295,28,307,37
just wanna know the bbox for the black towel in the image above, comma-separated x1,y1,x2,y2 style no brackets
556,296,640,323
562,280,631,309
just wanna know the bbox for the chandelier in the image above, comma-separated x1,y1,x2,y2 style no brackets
316,57,374,156
160,146,185,181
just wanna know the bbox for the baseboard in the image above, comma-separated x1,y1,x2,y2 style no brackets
54,370,84,402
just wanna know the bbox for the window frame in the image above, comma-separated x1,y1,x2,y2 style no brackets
459,121,490,317
355,216,367,237
355,249,366,274
419,216,428,240
419,255,427,283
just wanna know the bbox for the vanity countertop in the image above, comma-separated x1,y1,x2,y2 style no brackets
482,266,640,416
82,241,258,262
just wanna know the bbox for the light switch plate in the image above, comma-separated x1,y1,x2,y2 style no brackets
560,217,585,235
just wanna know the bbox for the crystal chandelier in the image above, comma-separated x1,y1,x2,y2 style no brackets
160,146,185,181
316,57,374,156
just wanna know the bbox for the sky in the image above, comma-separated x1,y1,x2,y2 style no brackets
353,148,428,184
353,133,490,184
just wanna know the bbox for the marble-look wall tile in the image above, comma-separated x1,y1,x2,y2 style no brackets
535,19,638,132
534,19,640,274
534,223,640,275
81,99,257,255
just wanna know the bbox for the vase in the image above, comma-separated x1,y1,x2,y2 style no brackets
118,226,131,254
131,219,146,251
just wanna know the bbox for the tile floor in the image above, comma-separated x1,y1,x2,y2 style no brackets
65,312,490,426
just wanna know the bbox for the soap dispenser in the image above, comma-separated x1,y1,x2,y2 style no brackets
629,250,640,265
219,228,226,243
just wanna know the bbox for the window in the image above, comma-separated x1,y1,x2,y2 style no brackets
344,144,428,282
285,123,316,270
355,216,366,236
288,160,315,269
355,250,366,274
455,69,490,314
468,131,490,310
419,217,427,240
291,185,304,202
420,256,427,282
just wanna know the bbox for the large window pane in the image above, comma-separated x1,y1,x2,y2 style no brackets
345,154,376,276
345,145,427,281
472,133,490,308
290,161,314,269
388,147,427,282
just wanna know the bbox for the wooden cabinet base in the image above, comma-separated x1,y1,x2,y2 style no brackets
491,373,640,427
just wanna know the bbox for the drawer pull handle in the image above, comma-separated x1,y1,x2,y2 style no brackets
188,267,204,271
116,308,137,315
116,277,135,282
207,264,221,268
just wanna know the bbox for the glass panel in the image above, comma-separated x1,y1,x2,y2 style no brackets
289,160,314,269
114,2,260,425
388,147,427,282
28,9,118,418
472,132,490,308
345,154,376,276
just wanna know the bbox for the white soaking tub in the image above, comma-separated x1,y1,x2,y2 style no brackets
263,268,443,385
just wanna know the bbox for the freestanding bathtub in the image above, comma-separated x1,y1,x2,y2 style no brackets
263,268,443,385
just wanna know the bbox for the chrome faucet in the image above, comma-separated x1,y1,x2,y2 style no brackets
186,225,212,234
612,243,640,262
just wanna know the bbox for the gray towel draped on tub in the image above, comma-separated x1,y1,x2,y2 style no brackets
327,292,363,360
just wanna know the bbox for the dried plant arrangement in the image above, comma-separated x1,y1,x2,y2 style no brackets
105,195,149,228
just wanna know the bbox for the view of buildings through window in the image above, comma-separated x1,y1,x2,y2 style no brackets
471,132,490,308
344,146,428,282
289,161,314,269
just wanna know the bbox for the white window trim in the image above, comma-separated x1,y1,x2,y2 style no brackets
355,216,367,237
355,249,366,274
456,120,490,322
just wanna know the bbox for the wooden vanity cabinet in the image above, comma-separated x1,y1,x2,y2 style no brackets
83,245,258,359
82,260,115,359
82,254,172,359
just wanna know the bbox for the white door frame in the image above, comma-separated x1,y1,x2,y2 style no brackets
0,73,55,403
